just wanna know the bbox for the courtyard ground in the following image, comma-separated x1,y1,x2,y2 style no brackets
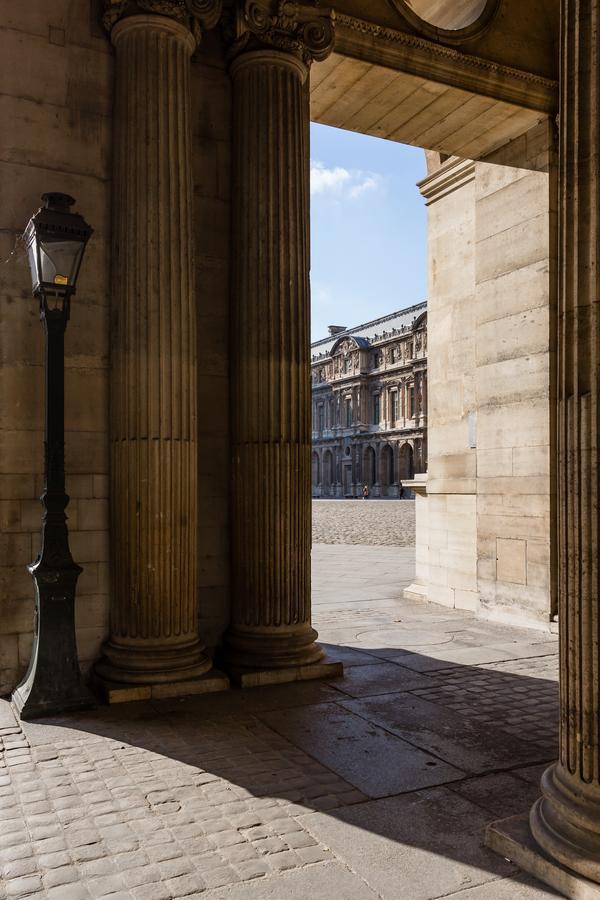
312,499,415,546
0,504,561,899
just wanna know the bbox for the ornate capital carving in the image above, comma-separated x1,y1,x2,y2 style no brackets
225,1,335,66
103,0,223,40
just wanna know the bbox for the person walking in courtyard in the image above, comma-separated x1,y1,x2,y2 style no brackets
362,484,369,500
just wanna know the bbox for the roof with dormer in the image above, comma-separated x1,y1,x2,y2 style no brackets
311,301,427,361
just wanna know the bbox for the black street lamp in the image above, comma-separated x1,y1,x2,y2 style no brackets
11,193,96,720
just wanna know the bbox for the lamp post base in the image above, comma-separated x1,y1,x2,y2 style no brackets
12,673,96,721
11,562,96,721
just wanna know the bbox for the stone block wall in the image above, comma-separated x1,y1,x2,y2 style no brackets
419,158,479,612
0,2,113,693
0,3,234,692
475,121,557,626
414,121,556,628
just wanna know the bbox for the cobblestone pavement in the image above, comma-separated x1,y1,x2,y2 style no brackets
312,499,415,546
0,546,560,899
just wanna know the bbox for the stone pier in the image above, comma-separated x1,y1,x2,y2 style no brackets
95,3,227,701
225,2,342,686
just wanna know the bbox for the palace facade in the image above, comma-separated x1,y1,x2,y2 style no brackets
311,304,427,498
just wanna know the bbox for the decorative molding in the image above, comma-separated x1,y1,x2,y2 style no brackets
334,12,558,115
225,0,335,66
103,0,222,39
388,0,500,47
417,157,476,205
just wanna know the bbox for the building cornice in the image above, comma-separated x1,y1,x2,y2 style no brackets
333,13,557,115
418,157,476,205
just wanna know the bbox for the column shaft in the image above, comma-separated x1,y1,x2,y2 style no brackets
226,49,339,681
530,0,600,880
97,15,211,687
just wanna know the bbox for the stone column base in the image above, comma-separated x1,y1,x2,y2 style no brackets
229,660,343,689
485,813,600,898
93,669,230,704
403,582,428,603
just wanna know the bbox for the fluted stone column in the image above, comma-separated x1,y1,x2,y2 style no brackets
487,0,600,888
225,1,342,685
95,1,226,700
528,0,600,881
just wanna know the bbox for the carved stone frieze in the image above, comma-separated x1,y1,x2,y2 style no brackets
225,0,335,65
103,0,222,39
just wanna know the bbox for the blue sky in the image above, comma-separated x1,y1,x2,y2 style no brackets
310,123,428,341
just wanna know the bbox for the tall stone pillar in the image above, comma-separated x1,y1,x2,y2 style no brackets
529,0,600,881
96,0,227,700
225,1,342,686
488,1,600,888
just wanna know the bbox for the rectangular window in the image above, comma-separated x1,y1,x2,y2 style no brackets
391,392,398,425
318,405,325,432
344,397,352,427
373,394,380,425
409,386,415,418
391,347,397,363
343,357,350,374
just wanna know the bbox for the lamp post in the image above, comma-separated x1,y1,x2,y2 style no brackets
11,193,96,720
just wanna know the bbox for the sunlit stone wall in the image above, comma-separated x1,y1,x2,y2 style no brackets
415,121,555,628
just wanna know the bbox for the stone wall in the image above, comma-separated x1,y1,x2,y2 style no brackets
412,121,556,628
0,3,113,693
419,158,479,612
0,3,233,693
475,122,557,626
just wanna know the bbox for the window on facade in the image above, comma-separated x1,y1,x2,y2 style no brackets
343,357,350,374
373,394,380,425
390,347,397,363
344,397,352,427
409,386,415,418
391,391,399,425
318,404,325,432
407,343,414,359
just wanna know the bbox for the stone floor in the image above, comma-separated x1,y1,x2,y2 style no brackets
0,544,562,899
312,499,416,546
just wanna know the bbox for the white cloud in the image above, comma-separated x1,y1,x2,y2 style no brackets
310,161,351,195
310,160,382,199
349,174,381,199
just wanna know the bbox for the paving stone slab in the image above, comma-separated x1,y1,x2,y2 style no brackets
446,772,543,819
340,693,551,774
300,787,516,900
202,860,379,898
448,872,562,898
259,702,463,798
328,662,432,698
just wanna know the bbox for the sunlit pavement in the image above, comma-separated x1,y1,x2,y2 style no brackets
0,544,561,899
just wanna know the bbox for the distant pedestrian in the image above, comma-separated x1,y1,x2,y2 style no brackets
399,480,404,499
362,484,369,500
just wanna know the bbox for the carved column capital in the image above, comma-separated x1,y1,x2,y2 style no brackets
225,0,335,66
103,0,223,44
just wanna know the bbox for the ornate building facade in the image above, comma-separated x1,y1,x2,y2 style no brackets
311,304,427,498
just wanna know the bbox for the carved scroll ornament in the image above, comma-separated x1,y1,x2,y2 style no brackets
103,0,223,36
225,0,335,65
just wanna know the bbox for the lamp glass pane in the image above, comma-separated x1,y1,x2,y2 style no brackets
26,241,40,289
39,240,84,287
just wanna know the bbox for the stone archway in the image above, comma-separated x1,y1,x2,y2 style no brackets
398,442,414,481
311,451,321,496
379,444,395,497
363,446,377,489
322,449,334,496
